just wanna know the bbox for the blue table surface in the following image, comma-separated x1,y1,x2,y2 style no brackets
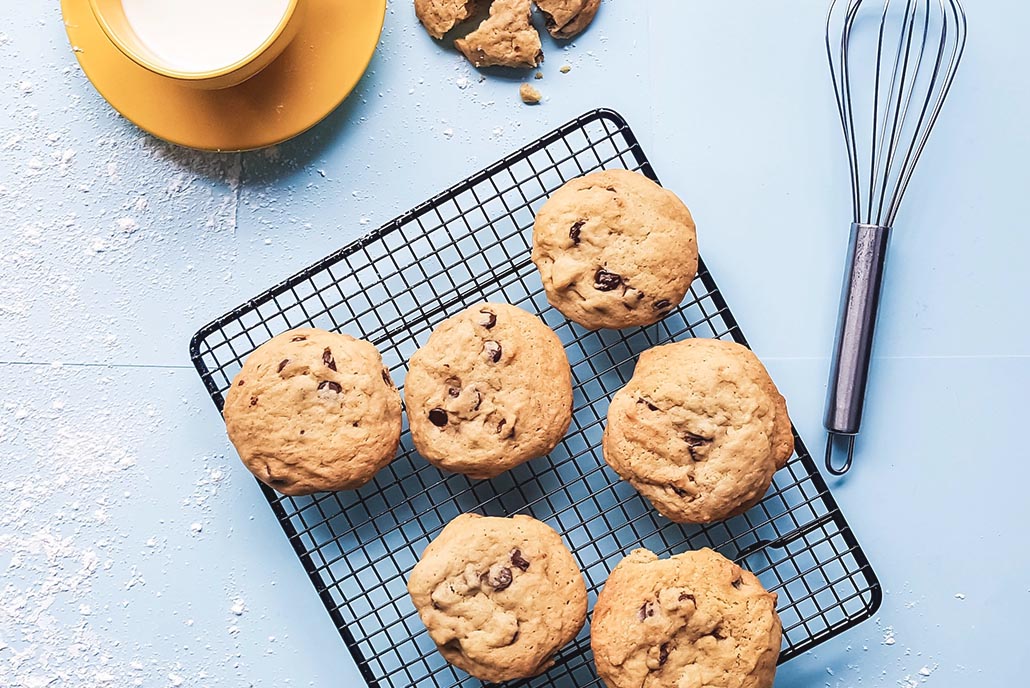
2,1,1027,686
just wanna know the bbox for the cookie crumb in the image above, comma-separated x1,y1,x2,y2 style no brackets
534,71,543,79
559,64,572,74
519,83,542,105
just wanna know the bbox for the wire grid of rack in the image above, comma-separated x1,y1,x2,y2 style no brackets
190,109,881,688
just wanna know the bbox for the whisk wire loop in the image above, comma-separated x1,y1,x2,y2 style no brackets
826,0,966,228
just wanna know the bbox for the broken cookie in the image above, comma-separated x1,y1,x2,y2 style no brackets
535,0,601,38
414,0,480,39
454,0,544,69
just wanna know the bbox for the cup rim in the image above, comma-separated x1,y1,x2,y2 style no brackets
88,0,300,82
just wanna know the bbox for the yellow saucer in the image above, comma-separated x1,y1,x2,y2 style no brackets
61,0,386,152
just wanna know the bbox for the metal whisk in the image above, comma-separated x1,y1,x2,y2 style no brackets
822,0,966,474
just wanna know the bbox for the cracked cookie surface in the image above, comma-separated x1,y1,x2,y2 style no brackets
535,0,601,38
406,302,573,479
454,0,543,69
408,514,588,682
414,0,479,39
223,328,401,496
591,548,781,688
532,169,698,330
603,338,793,523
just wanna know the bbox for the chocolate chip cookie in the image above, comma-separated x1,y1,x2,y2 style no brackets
591,548,781,688
454,0,544,69
535,0,601,38
603,338,793,523
414,0,479,40
408,514,588,682
406,302,573,479
531,169,698,330
223,328,401,496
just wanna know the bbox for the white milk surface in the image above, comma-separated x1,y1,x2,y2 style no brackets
121,0,291,73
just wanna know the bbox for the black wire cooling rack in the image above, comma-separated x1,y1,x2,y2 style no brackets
190,109,881,688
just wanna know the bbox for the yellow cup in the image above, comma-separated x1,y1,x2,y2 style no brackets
89,0,303,90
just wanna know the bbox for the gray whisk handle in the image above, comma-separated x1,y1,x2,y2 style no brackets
824,222,891,439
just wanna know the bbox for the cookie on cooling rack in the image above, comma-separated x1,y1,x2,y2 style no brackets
408,513,588,683
591,547,781,688
223,328,401,496
531,169,698,330
602,338,793,524
406,302,573,479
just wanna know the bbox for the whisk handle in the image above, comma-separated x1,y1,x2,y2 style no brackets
824,222,891,441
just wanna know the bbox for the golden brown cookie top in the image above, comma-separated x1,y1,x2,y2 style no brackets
532,169,698,330
454,0,543,69
406,302,573,479
223,328,401,496
591,548,781,688
603,338,793,523
535,0,601,38
407,514,588,683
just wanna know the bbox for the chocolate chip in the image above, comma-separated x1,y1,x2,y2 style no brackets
569,221,584,245
277,359,289,373
653,300,672,311
236,379,245,386
291,336,307,342
249,396,258,406
678,592,695,604
638,601,655,621
683,432,708,449
732,577,743,589
448,387,461,398
483,341,502,362
491,567,513,591
495,418,507,434
478,310,497,329
322,348,337,371
317,380,342,394
511,549,530,571
594,269,623,292
429,408,448,427
473,390,482,410
659,643,670,666
637,397,659,411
